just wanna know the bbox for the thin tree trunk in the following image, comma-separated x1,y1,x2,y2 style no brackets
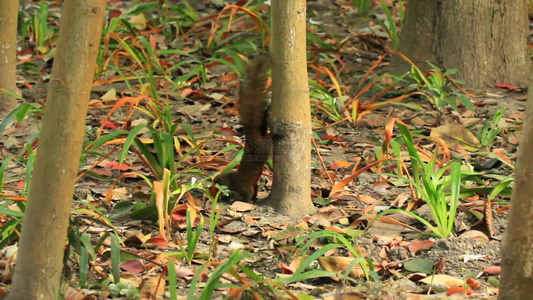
269,0,316,216
0,0,19,118
499,67,533,299
392,0,530,89
9,1,106,299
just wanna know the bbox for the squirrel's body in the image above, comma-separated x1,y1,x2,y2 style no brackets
214,56,272,202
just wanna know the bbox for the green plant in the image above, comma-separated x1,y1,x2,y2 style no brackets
116,121,204,187
476,108,509,147
207,188,222,242
19,0,58,53
108,281,140,299
350,0,374,16
372,121,462,238
168,259,178,300
310,84,344,122
0,103,42,135
187,249,297,299
458,151,514,217
184,209,204,265
411,62,472,119
395,52,473,124
65,208,119,287
0,143,37,247
378,1,400,48
284,229,376,283
188,249,248,299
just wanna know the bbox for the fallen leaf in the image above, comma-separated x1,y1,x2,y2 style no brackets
403,258,434,274
101,88,117,100
446,286,472,296
111,187,128,200
420,274,465,289
483,266,501,275
321,135,343,142
331,160,353,169
408,240,434,254
459,230,489,242
318,256,381,280
430,123,481,152
466,277,481,289
230,201,254,212
356,194,380,205
139,275,165,299
129,13,147,30
145,237,167,248
121,259,144,273
174,266,194,279
495,83,518,90
410,116,426,127
220,73,238,82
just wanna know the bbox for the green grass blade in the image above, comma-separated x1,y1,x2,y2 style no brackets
168,259,177,300
110,233,121,284
118,124,147,164
446,163,461,236
79,246,88,288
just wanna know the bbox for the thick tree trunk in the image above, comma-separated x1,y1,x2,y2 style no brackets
393,0,530,89
269,0,316,216
8,1,106,299
0,0,19,118
499,68,533,299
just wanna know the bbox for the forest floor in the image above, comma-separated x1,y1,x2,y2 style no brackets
0,0,531,299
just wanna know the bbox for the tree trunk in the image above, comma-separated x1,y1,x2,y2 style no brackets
499,68,533,299
269,0,316,216
8,1,106,299
0,0,19,118
393,0,530,89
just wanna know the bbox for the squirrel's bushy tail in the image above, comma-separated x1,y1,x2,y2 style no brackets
238,56,271,137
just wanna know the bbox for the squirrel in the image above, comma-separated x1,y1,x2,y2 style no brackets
214,56,272,202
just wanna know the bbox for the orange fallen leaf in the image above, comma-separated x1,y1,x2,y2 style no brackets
146,237,167,248
408,240,434,254
484,266,501,275
446,286,472,296
331,160,352,169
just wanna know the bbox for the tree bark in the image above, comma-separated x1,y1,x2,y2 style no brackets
269,0,316,216
499,67,533,299
393,0,530,89
8,1,106,299
0,0,19,118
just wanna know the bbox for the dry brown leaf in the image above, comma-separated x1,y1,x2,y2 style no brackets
153,181,167,240
230,201,254,212
61,285,85,300
419,274,464,288
318,256,381,280
356,195,380,205
408,240,434,254
100,88,117,100
459,230,489,242
430,123,481,152
129,13,147,30
139,275,165,300
390,192,410,208
410,116,426,127
111,187,128,200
